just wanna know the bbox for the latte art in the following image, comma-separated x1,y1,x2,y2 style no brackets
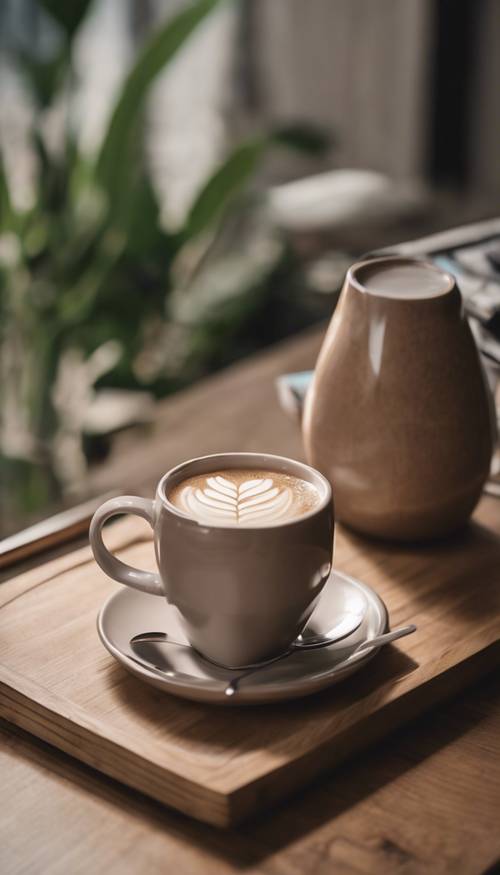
182,476,292,524
169,468,320,526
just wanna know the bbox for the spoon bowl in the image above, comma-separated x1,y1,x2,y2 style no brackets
130,609,366,670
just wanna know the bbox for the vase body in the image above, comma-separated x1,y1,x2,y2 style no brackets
303,257,496,540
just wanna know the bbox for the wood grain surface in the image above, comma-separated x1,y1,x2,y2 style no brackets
1,328,499,871
2,672,499,875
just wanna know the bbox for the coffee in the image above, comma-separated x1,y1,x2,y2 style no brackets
169,468,320,526
356,260,452,300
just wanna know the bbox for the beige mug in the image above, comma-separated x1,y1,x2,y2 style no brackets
90,452,334,667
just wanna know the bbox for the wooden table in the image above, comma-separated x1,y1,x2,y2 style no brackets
2,328,500,875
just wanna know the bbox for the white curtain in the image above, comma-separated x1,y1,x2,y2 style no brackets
252,0,433,180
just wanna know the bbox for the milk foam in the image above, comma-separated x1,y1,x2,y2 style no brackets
356,261,451,300
169,469,319,526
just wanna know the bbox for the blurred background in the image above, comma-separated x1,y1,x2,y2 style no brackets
1,0,499,536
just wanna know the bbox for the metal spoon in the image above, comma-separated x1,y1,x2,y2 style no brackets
223,624,417,697
130,610,365,672
128,622,416,696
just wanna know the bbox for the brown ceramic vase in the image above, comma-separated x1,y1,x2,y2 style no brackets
303,256,496,541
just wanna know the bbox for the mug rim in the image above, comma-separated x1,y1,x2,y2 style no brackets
348,255,456,300
156,452,332,530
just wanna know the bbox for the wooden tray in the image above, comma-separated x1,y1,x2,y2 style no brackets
1,509,499,828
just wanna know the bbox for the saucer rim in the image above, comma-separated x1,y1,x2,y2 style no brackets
97,570,389,705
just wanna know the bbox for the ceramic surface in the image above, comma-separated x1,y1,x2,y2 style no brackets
303,256,496,540
97,569,388,705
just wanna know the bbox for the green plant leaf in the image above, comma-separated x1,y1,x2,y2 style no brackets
182,138,266,242
181,122,330,244
119,175,173,259
271,123,331,155
96,0,224,202
57,229,127,327
37,0,94,40
0,149,14,230
16,48,67,109
31,128,69,214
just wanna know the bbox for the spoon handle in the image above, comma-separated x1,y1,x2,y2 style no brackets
224,649,293,696
352,624,416,655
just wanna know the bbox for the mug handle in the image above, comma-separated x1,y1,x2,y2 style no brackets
89,496,163,596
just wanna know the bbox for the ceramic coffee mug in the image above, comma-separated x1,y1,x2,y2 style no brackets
89,453,334,667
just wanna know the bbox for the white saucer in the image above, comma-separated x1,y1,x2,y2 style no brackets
97,570,388,705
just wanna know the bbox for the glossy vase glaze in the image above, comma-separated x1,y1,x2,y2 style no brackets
303,257,496,541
